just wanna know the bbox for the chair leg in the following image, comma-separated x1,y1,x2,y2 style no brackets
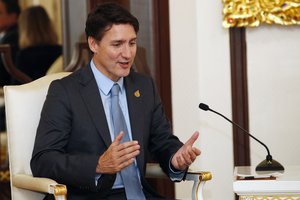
0,182,11,200
186,171,212,200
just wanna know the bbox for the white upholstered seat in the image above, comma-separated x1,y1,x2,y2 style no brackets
4,72,70,200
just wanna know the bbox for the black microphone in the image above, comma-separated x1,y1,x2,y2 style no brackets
199,103,284,172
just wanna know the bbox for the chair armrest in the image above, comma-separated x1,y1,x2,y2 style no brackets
145,163,212,200
12,174,67,200
145,162,168,179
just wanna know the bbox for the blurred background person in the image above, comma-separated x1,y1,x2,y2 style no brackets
12,5,61,84
0,0,19,135
0,2,20,198
0,0,20,87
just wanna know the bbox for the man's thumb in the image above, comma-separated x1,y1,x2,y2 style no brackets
113,131,124,145
185,131,199,146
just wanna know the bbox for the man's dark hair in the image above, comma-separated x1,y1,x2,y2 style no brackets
85,3,139,41
1,0,21,15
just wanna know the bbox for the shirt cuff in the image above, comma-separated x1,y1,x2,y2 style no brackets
95,174,101,186
168,156,186,182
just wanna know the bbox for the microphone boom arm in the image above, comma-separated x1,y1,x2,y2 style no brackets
209,108,271,157
199,103,284,171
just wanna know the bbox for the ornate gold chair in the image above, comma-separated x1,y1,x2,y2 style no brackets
4,72,212,200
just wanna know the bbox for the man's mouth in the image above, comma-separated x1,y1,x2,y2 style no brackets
119,61,129,64
118,61,130,68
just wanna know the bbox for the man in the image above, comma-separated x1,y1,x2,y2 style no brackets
0,0,20,86
31,3,201,200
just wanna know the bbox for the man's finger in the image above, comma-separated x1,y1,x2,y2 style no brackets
192,147,201,155
112,131,125,145
185,131,199,146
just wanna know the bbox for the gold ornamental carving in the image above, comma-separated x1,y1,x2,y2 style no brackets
222,0,300,27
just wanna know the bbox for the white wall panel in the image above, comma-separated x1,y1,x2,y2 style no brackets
247,26,300,168
170,0,234,199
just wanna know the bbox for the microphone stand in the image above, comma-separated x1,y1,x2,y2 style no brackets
199,103,284,172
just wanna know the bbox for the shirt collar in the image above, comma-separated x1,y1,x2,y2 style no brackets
90,60,124,96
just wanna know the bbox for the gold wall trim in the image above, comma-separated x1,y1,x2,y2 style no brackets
239,195,300,200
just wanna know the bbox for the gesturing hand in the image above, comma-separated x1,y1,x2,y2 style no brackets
171,131,201,170
96,131,140,174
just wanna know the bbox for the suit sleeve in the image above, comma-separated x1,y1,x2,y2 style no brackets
146,78,184,176
30,80,114,192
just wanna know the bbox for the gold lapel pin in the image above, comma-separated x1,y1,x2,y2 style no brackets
134,90,140,97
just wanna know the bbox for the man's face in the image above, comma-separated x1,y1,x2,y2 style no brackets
89,24,137,82
0,1,17,32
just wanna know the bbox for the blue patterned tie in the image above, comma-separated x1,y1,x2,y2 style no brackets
110,83,146,200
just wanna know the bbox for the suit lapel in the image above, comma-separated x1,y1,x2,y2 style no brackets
79,66,112,147
125,74,145,169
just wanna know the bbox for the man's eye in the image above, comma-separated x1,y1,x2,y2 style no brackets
130,41,136,46
112,43,121,47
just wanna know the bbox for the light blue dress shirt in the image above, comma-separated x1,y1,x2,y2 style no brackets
91,61,142,188
90,60,184,188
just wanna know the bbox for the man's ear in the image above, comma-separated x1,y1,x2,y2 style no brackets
87,36,98,54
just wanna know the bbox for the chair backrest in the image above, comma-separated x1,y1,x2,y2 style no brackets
46,55,63,75
0,87,4,106
4,72,71,199
64,42,91,72
0,42,89,85
0,44,32,83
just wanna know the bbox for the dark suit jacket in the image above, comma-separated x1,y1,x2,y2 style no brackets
31,64,183,199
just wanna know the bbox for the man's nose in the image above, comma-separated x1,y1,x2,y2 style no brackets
121,45,132,58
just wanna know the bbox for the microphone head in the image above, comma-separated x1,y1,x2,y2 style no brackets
199,103,210,111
